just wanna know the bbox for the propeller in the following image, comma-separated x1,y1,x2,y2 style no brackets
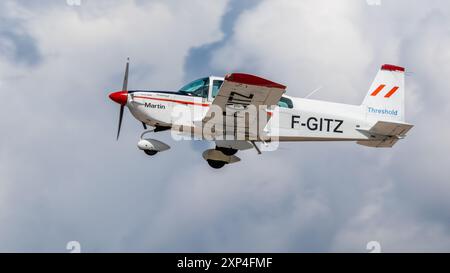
116,103,125,140
109,58,149,139
116,58,129,140
108,58,130,140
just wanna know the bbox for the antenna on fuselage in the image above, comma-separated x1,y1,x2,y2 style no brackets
304,85,323,99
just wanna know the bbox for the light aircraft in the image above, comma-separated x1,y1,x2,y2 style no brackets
109,60,413,169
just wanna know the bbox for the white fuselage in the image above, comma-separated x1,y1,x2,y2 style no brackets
126,80,377,143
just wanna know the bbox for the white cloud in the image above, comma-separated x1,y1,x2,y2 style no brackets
212,0,373,103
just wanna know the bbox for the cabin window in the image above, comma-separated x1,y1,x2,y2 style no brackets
212,80,223,98
278,96,293,109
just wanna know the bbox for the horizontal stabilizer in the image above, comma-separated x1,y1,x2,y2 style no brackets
357,138,399,148
357,121,413,148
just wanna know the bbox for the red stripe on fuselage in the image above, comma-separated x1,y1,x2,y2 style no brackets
133,96,210,107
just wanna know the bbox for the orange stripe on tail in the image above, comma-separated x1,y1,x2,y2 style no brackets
384,86,399,98
370,84,386,96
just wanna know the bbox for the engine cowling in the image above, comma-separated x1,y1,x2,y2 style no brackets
137,139,170,153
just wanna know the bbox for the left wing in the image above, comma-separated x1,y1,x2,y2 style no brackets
202,73,286,140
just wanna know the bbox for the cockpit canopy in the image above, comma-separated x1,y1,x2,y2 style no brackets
178,77,225,99
178,77,210,97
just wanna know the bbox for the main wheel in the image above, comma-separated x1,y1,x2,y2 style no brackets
144,150,158,156
216,147,238,156
207,160,226,169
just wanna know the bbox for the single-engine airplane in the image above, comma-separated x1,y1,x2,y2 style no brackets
108,60,413,169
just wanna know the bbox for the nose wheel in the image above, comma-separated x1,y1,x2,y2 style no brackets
144,150,158,156
138,128,171,156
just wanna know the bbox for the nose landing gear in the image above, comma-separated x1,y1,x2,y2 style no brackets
137,128,171,156
144,150,158,156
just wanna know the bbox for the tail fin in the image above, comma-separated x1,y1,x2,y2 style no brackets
362,64,405,122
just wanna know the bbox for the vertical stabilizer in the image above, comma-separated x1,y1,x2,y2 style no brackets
362,64,405,122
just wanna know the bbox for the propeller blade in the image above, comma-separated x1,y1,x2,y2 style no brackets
122,57,129,91
142,122,147,130
116,58,129,141
117,105,125,140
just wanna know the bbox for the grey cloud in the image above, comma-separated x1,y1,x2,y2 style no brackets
0,29,41,66
0,2,41,66
0,0,229,252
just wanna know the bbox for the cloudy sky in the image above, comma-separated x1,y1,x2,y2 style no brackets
1,0,450,252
